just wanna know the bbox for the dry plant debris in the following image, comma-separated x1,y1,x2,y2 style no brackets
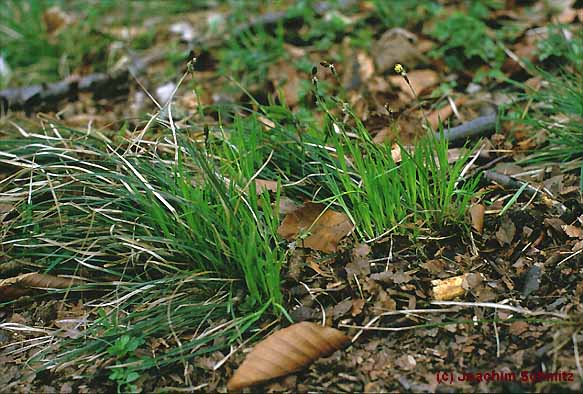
277,202,354,253
227,322,349,391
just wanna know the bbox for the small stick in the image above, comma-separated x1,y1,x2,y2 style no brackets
0,52,164,113
484,170,541,195
485,170,569,214
436,113,497,143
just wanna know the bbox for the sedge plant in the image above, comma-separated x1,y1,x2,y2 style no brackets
0,121,285,377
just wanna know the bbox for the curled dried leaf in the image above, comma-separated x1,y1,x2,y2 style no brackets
470,204,486,234
227,322,349,391
0,273,84,301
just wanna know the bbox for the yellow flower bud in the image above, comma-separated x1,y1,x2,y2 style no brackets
394,63,406,76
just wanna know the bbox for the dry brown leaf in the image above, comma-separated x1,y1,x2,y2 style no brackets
469,204,485,234
106,26,147,41
562,224,583,239
357,52,375,82
227,322,349,391
345,243,371,277
278,197,301,216
308,257,333,278
0,273,84,301
496,217,516,246
509,321,529,336
257,116,276,130
416,39,435,53
0,202,14,223
373,28,425,73
461,273,485,290
268,61,302,107
254,179,278,194
390,143,402,163
389,69,439,99
351,298,365,317
283,43,307,58
426,97,466,130
395,354,417,371
277,203,354,253
64,113,116,129
554,7,578,24
372,127,393,144
42,7,73,35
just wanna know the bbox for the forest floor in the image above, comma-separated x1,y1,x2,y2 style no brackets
1,1,583,393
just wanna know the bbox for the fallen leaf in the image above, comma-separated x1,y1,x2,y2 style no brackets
469,204,485,234
169,21,195,41
289,306,318,323
372,127,394,144
278,197,301,216
509,321,529,336
0,273,84,301
390,143,402,163
332,299,353,320
364,382,382,393
426,97,466,130
268,61,302,107
254,179,278,194
496,217,516,246
373,28,425,74
395,354,417,371
0,203,14,223
421,259,448,275
42,7,73,35
107,26,147,41
257,116,276,130
554,7,578,24
369,270,393,284
227,322,349,391
356,52,375,82
392,270,412,284
277,203,354,253
521,264,541,297
345,243,371,277
562,224,583,239
308,258,333,278
544,217,565,233
351,299,365,317
461,273,484,290
375,287,397,310
353,243,370,259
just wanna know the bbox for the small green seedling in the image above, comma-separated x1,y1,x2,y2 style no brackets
107,335,145,394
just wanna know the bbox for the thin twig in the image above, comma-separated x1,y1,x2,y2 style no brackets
431,300,569,319
485,170,568,214
436,114,497,143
